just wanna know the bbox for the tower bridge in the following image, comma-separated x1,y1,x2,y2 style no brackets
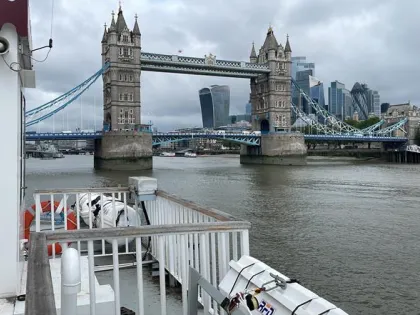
140,52,270,78
25,6,410,170
93,5,306,170
25,131,407,145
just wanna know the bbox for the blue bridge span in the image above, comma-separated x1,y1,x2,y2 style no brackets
25,131,408,145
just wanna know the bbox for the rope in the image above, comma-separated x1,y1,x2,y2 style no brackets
291,299,313,315
317,308,337,315
228,263,255,296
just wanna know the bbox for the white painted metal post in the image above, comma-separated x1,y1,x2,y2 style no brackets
158,236,167,315
0,22,23,298
112,239,121,315
61,248,81,315
136,237,145,315
180,234,188,315
199,233,210,313
87,240,97,315
240,230,250,256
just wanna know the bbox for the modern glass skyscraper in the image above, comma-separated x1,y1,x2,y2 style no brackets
293,71,326,116
199,85,230,128
350,83,380,120
292,57,317,116
245,102,251,115
342,88,353,119
309,76,326,111
293,69,313,113
328,81,348,119
291,56,315,79
372,90,381,117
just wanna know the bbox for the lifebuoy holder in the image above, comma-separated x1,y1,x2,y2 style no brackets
24,200,78,256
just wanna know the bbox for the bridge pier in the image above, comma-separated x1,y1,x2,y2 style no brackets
240,133,307,166
94,131,152,171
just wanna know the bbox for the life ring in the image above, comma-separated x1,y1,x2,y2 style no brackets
24,200,78,256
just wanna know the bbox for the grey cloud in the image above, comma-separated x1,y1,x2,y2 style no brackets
27,0,420,132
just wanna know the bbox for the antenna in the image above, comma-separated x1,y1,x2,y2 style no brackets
94,95,96,131
80,94,83,131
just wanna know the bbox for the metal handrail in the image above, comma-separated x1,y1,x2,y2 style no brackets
44,222,251,242
32,189,243,222
26,233,57,315
26,220,251,315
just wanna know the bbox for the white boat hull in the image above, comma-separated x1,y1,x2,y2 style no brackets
219,255,348,315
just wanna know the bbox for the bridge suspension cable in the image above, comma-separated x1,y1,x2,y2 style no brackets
360,119,385,134
25,63,110,127
374,118,408,136
291,79,361,134
291,103,341,135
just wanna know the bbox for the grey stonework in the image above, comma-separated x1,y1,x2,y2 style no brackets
102,8,142,130
240,133,307,166
249,28,292,133
94,131,153,170
95,8,152,171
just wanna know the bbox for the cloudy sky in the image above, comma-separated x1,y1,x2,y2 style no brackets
26,0,419,132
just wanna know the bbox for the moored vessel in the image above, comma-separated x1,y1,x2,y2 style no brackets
184,152,197,158
160,152,176,157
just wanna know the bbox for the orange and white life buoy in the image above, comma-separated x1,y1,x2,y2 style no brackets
24,200,78,256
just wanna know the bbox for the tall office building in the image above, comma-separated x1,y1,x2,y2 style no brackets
291,56,315,79
245,102,251,115
309,76,326,111
292,57,319,115
293,71,326,115
199,85,230,128
293,69,313,113
328,81,348,120
371,90,381,117
342,88,353,119
351,83,380,120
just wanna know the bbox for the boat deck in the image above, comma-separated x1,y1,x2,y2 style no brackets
5,179,348,315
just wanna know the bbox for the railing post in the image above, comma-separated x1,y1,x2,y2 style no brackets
240,230,250,256
187,267,201,315
25,232,57,315
61,248,81,315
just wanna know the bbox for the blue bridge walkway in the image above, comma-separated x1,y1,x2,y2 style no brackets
25,131,408,145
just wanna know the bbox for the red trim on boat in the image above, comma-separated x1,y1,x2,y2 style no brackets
0,0,29,37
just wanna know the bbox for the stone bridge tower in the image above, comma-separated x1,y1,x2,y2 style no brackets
95,6,152,171
101,6,141,131
240,27,307,165
249,27,292,133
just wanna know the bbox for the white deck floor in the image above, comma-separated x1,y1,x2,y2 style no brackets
11,257,115,315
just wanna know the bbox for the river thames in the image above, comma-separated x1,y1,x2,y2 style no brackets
26,155,420,314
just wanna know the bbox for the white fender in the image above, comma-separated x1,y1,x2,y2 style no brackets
77,193,140,246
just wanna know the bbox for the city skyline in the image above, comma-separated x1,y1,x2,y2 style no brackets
25,0,420,132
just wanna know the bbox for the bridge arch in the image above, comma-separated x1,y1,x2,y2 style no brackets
260,119,270,134
105,112,111,131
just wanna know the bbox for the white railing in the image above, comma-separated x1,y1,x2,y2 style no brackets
27,222,251,315
28,187,251,315
30,187,134,259
146,191,250,306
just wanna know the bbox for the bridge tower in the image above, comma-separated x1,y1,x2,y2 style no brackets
94,6,152,170
240,27,307,165
101,7,141,130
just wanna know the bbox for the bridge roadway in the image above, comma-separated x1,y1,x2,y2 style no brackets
25,131,408,145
